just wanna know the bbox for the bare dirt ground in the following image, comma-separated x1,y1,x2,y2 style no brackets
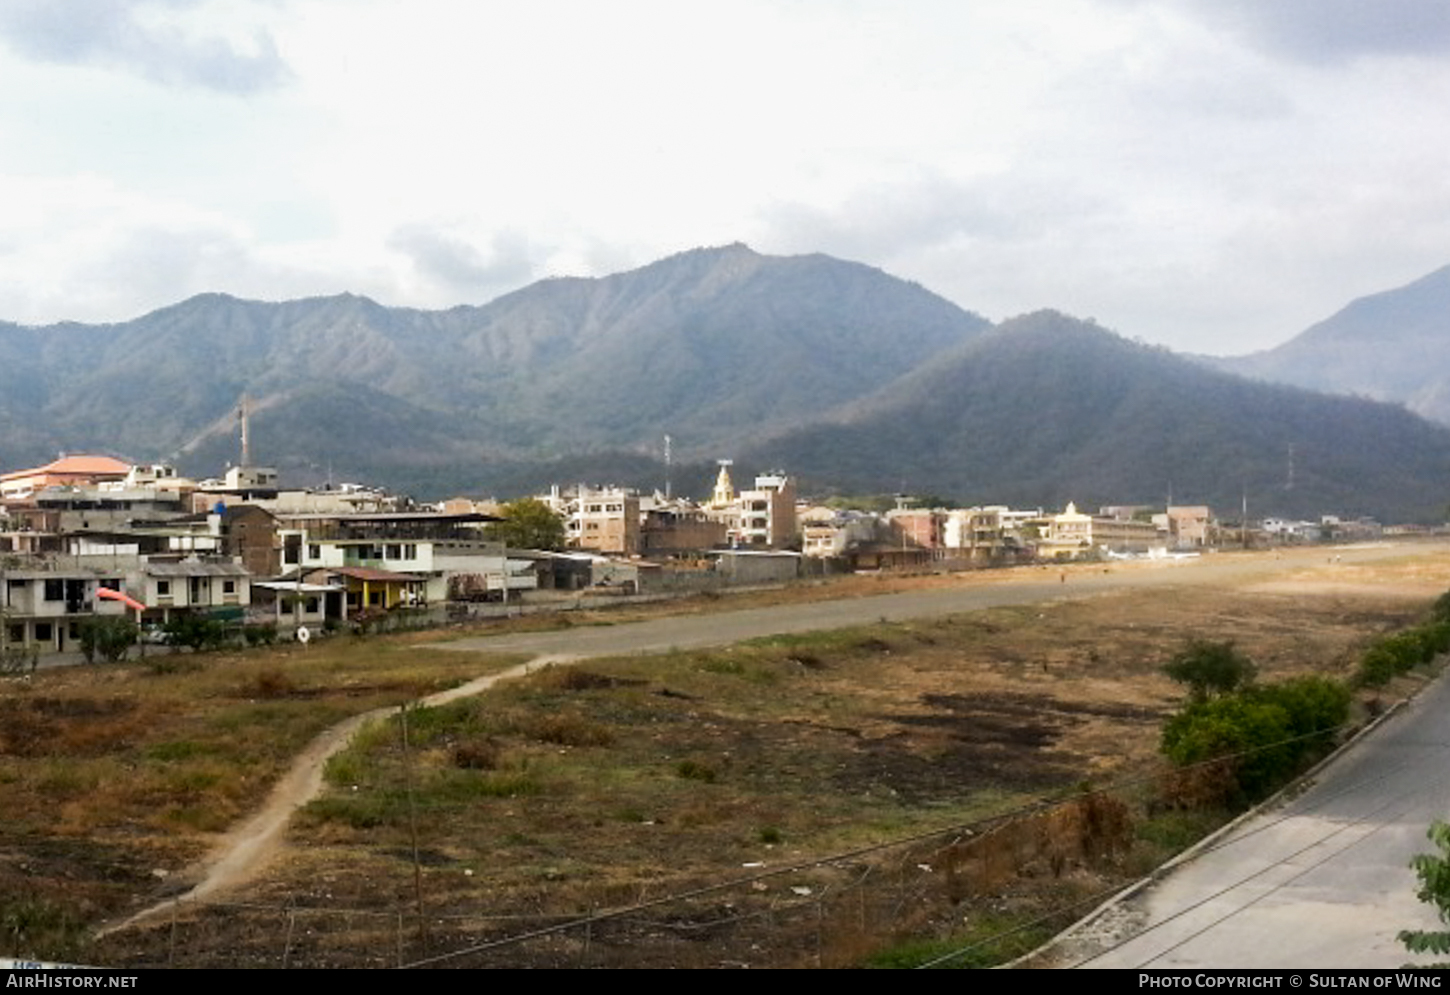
6,543,1449,968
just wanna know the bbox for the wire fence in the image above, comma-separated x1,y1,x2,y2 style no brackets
97,783,1151,969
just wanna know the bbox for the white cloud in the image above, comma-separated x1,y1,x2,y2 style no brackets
2,0,1450,355
0,0,291,92
1165,0,1450,64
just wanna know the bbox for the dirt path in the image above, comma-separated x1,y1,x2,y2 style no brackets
99,654,579,936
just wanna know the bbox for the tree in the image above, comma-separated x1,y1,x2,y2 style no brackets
1400,820,1450,961
1162,639,1257,702
78,616,139,664
162,614,229,653
485,497,566,551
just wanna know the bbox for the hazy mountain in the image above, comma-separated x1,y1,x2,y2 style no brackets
0,244,990,481
5,249,1450,521
745,311,1450,523
1217,265,1450,426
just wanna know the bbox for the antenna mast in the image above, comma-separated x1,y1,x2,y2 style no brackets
238,394,251,467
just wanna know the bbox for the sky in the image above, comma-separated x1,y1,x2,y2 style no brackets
1,0,1449,355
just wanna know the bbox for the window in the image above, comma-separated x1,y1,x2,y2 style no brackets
223,580,236,595
44,579,63,601
35,622,52,642
308,545,321,560
386,544,402,560
157,580,171,597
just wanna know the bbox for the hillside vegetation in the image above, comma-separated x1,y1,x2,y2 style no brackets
5,246,1450,521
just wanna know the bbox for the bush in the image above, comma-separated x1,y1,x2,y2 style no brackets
242,623,278,647
452,737,501,770
1358,628,1445,687
77,616,139,664
162,614,230,653
527,711,614,747
1161,694,1296,802
1430,589,1450,623
1359,590,1450,687
1,644,39,676
1161,673,1350,805
676,759,717,783
1251,675,1350,749
1162,639,1257,701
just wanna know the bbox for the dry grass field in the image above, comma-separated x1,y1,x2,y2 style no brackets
4,546,1449,968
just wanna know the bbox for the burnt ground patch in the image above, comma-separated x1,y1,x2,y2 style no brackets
921,691,1165,724
0,696,143,757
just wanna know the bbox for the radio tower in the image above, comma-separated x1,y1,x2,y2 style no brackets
238,394,251,467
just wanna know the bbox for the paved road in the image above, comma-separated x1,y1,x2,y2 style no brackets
430,543,1433,662
1064,670,1450,969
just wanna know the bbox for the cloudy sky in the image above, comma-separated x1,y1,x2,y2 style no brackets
2,0,1448,354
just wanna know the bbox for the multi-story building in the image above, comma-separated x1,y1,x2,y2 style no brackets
886,507,946,553
1037,502,1160,559
1,564,129,654
639,495,728,555
1,552,252,654
275,510,518,606
725,472,796,549
552,485,641,556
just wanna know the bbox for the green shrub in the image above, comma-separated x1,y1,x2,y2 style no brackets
242,623,278,647
1358,627,1444,687
1161,675,1350,805
77,616,139,664
1161,694,1295,802
1250,675,1350,746
1162,639,1257,701
1430,589,1450,623
162,614,230,653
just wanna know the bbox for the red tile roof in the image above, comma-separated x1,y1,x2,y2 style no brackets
1,454,131,482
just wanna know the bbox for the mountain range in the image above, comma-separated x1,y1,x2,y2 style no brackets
2,244,1449,523
1216,265,1450,427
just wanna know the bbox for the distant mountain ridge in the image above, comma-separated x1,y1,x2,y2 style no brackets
3,245,1450,521
1216,265,1450,426
745,311,1450,522
0,244,989,481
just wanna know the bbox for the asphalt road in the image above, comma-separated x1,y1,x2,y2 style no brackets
1065,668,1450,969
430,543,1429,662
